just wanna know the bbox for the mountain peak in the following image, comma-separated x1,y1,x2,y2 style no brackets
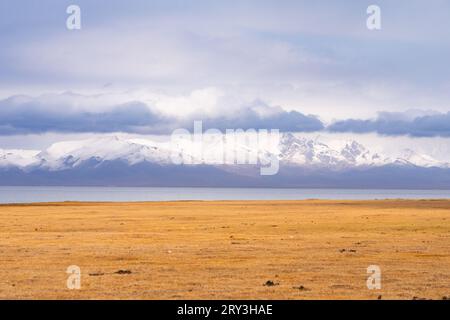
341,140,369,162
399,148,445,168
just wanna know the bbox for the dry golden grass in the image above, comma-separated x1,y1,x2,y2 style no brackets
0,200,449,300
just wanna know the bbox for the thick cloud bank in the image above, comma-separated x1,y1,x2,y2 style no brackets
328,111,450,137
0,93,324,134
1,92,448,137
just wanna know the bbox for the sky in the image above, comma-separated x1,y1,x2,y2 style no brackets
0,0,449,157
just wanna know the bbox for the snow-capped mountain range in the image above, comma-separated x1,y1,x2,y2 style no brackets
0,133,449,171
1,133,450,188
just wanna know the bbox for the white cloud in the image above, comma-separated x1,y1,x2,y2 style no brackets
1,0,450,122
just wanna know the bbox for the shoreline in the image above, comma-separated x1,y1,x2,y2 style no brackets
1,198,450,206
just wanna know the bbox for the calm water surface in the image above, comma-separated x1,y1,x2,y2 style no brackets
0,187,449,204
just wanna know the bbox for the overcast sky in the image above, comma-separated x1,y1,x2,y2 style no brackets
0,0,449,153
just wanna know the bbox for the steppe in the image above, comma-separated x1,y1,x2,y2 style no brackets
0,200,449,299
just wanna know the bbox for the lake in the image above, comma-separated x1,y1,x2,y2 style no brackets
0,186,449,203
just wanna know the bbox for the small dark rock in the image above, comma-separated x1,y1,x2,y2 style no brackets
339,248,356,253
264,280,279,287
115,270,132,275
293,285,310,291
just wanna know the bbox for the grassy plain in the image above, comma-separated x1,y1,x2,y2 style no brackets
0,200,449,299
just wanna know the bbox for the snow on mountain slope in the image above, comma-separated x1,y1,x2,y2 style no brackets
0,133,448,171
340,141,389,166
37,136,173,170
397,149,449,168
0,149,40,168
279,133,392,168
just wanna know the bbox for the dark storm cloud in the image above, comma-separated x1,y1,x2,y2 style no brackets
0,94,325,134
0,95,171,135
199,108,324,132
328,111,450,137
